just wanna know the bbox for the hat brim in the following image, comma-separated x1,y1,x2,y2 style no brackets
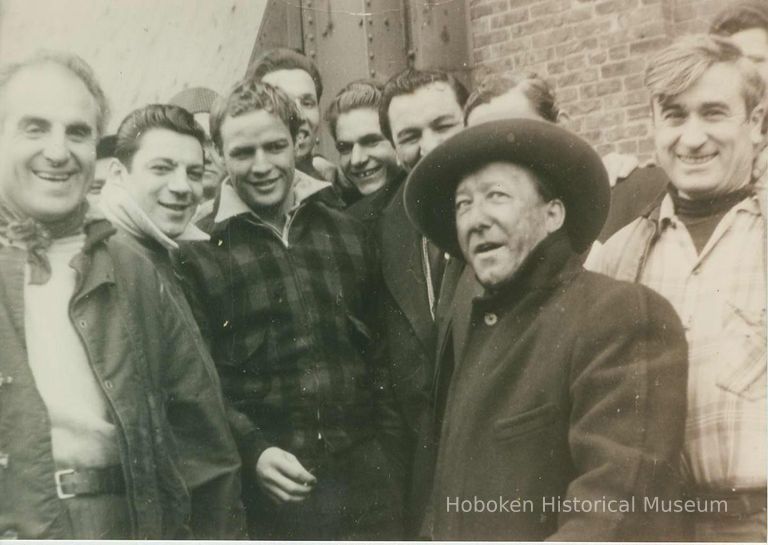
403,118,610,257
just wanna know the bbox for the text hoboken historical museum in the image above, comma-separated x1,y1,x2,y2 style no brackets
445,496,728,514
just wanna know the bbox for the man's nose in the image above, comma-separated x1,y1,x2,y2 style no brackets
419,130,442,158
350,143,367,166
463,201,491,232
678,116,708,149
250,149,271,175
167,169,193,195
42,129,70,164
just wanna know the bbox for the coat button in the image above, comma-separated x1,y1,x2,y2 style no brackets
104,380,114,390
0,452,8,468
484,312,498,326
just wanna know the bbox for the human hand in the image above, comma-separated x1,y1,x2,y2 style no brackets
255,447,317,504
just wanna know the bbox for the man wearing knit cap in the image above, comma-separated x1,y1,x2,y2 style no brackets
594,34,767,541
405,118,689,540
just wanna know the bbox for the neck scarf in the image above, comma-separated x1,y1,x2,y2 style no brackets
0,199,88,284
98,178,208,251
669,183,754,218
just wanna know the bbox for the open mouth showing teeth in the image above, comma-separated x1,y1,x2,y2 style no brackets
353,166,381,179
35,171,73,181
474,242,503,254
159,203,190,212
678,153,717,164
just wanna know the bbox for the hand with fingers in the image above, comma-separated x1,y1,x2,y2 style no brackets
256,446,317,504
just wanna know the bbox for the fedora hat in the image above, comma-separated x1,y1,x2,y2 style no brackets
403,118,610,256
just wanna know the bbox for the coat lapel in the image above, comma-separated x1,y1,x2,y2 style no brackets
380,184,434,351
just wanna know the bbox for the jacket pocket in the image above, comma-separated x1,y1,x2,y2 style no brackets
493,403,558,442
716,303,765,400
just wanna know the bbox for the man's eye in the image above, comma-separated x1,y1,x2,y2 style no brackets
229,148,252,160
397,133,419,145
336,142,353,154
487,191,509,201
662,111,685,123
436,122,458,133
151,164,172,174
702,110,728,121
265,142,289,153
24,124,45,137
188,171,203,182
301,98,318,108
455,199,471,212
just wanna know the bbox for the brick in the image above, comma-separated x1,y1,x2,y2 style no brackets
623,74,645,91
595,0,638,16
523,47,555,64
569,98,602,116
474,48,492,63
617,140,639,154
530,0,571,17
672,3,695,22
566,53,587,71
509,0,546,6
565,6,593,23
473,17,491,35
626,104,650,121
580,83,598,99
623,123,648,138
600,58,644,78
584,110,623,130
474,29,510,48
556,36,599,56
514,15,559,37
558,86,579,103
597,78,622,96
581,129,603,143
531,27,573,48
638,137,655,154
629,36,670,55
471,0,510,19
630,21,665,39
547,60,566,74
491,39,529,57
609,44,629,61
557,67,599,87
589,50,607,65
597,143,617,155
491,7,530,28
572,20,611,41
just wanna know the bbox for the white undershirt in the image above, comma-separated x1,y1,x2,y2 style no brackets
24,234,119,468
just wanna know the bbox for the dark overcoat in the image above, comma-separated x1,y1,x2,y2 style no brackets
425,233,689,541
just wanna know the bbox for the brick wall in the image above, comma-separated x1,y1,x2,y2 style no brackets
470,0,721,160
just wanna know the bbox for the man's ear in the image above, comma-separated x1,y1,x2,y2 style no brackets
544,198,566,234
106,158,124,181
749,104,766,146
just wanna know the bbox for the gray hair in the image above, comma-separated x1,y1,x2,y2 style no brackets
645,34,765,115
0,50,109,136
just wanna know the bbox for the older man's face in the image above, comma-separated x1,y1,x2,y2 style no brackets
455,161,560,290
0,63,97,221
652,62,764,199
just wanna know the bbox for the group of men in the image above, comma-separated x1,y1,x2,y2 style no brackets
0,0,766,541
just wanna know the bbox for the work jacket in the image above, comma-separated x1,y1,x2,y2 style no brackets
425,232,690,541
0,220,244,539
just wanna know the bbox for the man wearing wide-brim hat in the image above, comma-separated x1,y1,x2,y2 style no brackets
405,118,690,541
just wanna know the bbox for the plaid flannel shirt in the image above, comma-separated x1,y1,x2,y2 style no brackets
176,180,397,471
594,188,766,491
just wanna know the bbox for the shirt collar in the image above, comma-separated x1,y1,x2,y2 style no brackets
658,187,763,226
214,170,331,225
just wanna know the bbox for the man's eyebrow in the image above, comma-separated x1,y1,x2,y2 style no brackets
699,101,730,110
430,114,460,125
17,116,50,129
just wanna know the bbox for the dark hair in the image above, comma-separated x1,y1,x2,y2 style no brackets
246,48,323,100
210,79,302,153
710,0,768,36
0,50,109,137
325,79,383,139
463,72,560,124
114,104,205,169
96,134,117,159
379,68,469,143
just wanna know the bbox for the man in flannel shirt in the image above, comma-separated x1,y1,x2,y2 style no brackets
592,34,767,541
176,80,405,540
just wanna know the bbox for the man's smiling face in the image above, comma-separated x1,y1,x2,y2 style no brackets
652,62,764,199
0,63,98,221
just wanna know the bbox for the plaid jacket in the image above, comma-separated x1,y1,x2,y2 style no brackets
176,183,399,471
593,184,766,491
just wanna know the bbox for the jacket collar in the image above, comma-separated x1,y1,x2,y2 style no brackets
212,171,331,229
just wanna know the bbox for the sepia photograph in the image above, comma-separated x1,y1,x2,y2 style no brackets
0,0,765,541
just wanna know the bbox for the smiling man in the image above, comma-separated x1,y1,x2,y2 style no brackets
325,79,403,219
404,118,689,541
0,53,243,539
176,80,404,539
594,34,767,541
